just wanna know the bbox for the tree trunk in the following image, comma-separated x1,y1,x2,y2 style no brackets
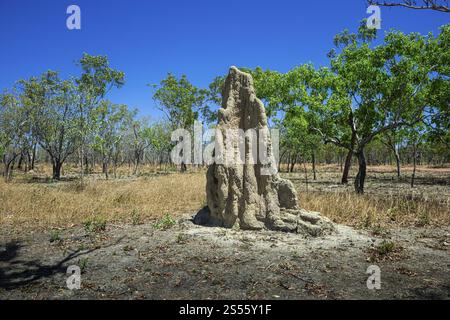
394,149,401,179
3,154,18,182
103,161,109,179
279,150,287,174
17,154,23,171
80,147,84,182
26,150,32,172
311,151,317,181
289,153,297,173
303,161,309,192
84,155,89,174
411,143,417,188
342,149,353,184
31,143,37,170
354,151,367,194
52,159,62,180
4,161,13,182
134,157,139,175
285,152,291,173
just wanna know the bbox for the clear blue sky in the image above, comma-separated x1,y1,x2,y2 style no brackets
1,0,448,119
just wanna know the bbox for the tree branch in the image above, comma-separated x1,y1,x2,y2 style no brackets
368,0,450,13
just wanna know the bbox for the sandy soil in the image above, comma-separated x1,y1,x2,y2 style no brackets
1,216,449,300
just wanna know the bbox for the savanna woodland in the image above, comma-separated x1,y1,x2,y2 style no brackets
0,0,449,301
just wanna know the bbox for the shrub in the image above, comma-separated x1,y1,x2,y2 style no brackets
152,213,176,230
83,216,107,233
377,240,396,255
49,229,61,243
131,209,142,225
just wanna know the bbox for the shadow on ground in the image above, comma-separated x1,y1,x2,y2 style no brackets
0,241,97,290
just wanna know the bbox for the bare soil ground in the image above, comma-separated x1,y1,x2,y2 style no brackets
0,165,449,299
1,217,449,300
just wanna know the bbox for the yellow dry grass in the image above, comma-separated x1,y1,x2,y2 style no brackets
0,173,206,230
0,164,448,231
299,191,449,230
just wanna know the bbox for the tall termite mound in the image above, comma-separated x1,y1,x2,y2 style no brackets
195,67,334,236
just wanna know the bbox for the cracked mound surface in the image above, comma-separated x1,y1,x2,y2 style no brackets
195,67,334,236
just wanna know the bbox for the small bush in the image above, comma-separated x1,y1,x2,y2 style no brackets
176,233,188,244
377,240,396,255
49,229,61,243
417,211,430,227
371,224,388,236
78,257,89,273
131,209,142,225
84,216,107,233
200,197,207,208
152,214,176,230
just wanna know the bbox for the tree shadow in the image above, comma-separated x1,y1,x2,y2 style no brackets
26,176,79,184
367,175,450,186
0,236,124,290
409,283,450,300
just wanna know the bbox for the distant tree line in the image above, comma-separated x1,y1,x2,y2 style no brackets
1,23,449,195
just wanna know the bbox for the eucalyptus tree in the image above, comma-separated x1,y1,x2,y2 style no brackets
236,66,325,175
315,24,449,193
91,101,134,179
76,53,125,179
380,128,407,178
27,71,80,180
200,76,224,126
281,65,335,178
152,74,206,171
128,118,153,175
152,73,205,130
16,77,44,171
0,92,29,181
145,121,172,170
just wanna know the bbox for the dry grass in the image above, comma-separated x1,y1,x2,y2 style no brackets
0,164,448,231
299,191,449,230
289,164,449,229
0,172,206,230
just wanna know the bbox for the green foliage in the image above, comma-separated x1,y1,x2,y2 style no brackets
77,53,125,101
22,72,79,175
376,240,396,255
0,93,27,161
417,211,431,227
83,216,107,233
201,76,224,125
176,233,188,244
152,214,176,230
151,74,205,129
78,257,89,273
49,229,62,243
0,24,448,189
130,209,142,226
